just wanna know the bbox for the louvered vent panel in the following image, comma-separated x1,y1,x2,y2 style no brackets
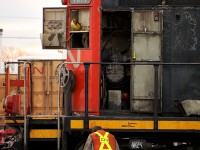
119,0,200,6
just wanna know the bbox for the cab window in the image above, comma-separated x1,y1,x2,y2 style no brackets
69,8,90,48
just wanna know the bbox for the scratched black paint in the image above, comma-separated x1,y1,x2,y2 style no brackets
162,8,200,113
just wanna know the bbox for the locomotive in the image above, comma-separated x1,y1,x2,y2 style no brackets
1,0,200,149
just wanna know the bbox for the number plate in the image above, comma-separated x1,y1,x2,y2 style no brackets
69,0,91,4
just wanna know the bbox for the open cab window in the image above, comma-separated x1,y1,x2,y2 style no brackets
42,8,67,49
42,8,90,49
69,8,90,49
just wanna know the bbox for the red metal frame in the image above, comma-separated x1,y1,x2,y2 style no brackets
64,0,101,115
5,66,31,115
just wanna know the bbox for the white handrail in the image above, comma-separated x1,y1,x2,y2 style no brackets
23,61,28,150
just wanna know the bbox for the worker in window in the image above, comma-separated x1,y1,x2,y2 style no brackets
71,19,82,31
71,18,89,48
83,126,120,150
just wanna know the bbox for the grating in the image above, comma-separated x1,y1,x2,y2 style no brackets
119,0,200,7
166,0,200,6
119,0,162,6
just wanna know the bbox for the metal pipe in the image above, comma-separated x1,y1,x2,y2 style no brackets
84,63,90,130
23,61,27,150
57,86,61,150
23,61,32,150
0,29,3,67
29,63,33,114
57,63,64,150
153,64,159,130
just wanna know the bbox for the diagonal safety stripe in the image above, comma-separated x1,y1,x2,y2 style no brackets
95,132,112,150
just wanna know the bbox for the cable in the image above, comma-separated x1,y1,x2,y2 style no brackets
0,37,40,39
0,16,41,19
8,115,22,133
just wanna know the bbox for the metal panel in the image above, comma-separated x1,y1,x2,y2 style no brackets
102,0,119,8
133,34,161,61
162,8,200,113
181,100,200,116
131,10,162,112
108,90,121,110
69,0,91,5
131,65,155,112
103,0,200,7
42,8,66,49
166,0,200,6
133,10,162,33
119,0,162,6
132,65,155,99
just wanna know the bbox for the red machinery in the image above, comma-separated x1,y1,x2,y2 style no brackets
3,94,20,116
0,128,17,147
4,64,31,115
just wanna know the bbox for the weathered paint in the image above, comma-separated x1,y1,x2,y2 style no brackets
5,119,24,124
70,120,84,128
30,129,60,138
89,120,154,129
65,0,101,115
5,119,200,135
18,60,64,115
42,8,67,49
131,10,162,112
158,121,200,130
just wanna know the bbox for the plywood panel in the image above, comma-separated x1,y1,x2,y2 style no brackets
19,60,64,115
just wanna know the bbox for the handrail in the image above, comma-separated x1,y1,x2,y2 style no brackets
23,61,31,150
55,62,84,149
56,61,200,131
80,61,200,131
153,64,159,130
84,63,90,130
57,62,64,150
23,62,27,150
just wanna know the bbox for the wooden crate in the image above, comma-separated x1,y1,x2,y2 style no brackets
17,60,65,115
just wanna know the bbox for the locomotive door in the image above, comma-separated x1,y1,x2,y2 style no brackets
131,10,163,112
42,8,67,49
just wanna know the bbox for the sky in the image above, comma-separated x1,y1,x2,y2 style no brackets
0,0,66,73
0,0,65,56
